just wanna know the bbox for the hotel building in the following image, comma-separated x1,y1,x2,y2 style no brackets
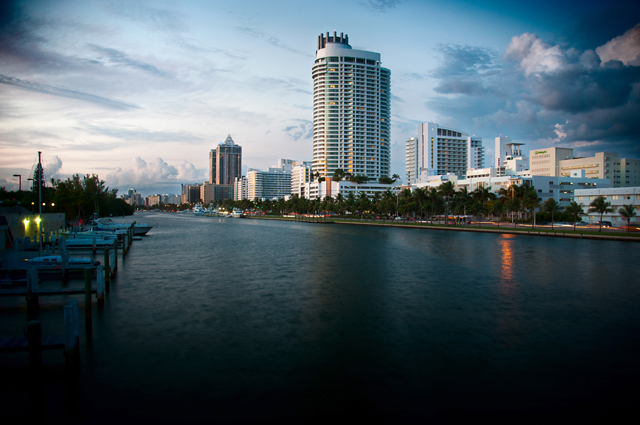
408,122,484,183
559,152,640,188
529,147,573,177
312,32,391,180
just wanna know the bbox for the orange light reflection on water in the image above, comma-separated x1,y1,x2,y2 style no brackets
498,234,516,295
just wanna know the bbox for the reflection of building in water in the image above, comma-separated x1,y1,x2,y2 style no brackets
498,235,516,294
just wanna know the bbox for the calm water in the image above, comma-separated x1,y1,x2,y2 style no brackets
1,213,639,424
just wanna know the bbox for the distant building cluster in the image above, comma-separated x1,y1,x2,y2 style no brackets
149,31,638,223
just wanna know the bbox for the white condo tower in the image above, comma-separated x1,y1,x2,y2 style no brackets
312,32,391,180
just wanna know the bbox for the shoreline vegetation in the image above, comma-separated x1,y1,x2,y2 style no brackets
247,215,640,242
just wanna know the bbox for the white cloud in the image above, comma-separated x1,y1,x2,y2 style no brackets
554,122,567,141
504,33,566,75
103,157,207,195
596,23,640,66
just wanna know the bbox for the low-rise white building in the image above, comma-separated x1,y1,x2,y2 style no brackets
413,174,610,208
574,187,640,224
305,179,397,200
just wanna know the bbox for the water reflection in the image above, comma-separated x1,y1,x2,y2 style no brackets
498,234,516,293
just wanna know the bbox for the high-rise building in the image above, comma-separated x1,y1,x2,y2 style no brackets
405,137,418,184
312,32,390,180
411,122,484,181
495,136,511,169
210,134,242,185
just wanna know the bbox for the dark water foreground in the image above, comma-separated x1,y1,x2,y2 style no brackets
1,212,639,424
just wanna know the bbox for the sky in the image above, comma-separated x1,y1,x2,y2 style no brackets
1,0,639,197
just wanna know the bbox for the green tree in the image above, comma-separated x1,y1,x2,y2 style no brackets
523,187,542,228
588,196,613,232
543,198,562,230
332,168,345,182
565,201,585,231
438,181,455,225
618,204,637,232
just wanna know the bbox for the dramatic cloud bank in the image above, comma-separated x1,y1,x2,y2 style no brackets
427,24,640,164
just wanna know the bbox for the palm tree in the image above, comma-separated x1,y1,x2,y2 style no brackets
523,187,542,229
565,201,585,231
507,197,522,228
588,196,613,232
472,186,496,223
438,181,455,225
618,204,637,232
543,198,561,230
413,187,427,221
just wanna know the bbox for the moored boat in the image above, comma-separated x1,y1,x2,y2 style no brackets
93,217,154,236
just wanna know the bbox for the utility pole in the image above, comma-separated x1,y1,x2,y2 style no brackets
38,151,43,256
13,174,21,191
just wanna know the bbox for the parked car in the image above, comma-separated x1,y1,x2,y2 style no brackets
589,221,613,228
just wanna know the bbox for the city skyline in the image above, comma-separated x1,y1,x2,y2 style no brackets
1,0,639,197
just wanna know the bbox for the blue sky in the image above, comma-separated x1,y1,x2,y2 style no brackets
1,0,639,196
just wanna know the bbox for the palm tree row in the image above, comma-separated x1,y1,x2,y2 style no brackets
187,187,637,230
194,183,566,225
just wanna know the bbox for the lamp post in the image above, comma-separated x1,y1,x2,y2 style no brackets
13,174,21,191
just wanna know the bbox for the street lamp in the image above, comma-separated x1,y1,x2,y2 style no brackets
12,174,21,191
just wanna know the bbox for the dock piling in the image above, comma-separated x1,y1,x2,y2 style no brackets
104,248,111,290
27,268,39,319
27,320,42,372
84,269,92,321
96,266,105,305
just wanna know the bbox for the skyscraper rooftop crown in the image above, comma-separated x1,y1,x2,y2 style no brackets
317,31,350,50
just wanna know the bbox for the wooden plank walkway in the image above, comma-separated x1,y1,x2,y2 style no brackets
0,287,98,297
0,335,65,352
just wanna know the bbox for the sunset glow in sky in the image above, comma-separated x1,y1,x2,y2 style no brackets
1,0,639,196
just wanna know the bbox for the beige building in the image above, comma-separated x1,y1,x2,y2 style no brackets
529,147,573,176
559,152,640,188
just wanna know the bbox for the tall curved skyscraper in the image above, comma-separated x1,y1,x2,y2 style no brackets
312,32,390,180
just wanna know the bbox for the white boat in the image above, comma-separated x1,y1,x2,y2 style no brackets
193,204,206,216
229,209,244,218
93,217,154,236
29,255,100,266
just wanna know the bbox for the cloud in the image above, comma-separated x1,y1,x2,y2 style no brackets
43,155,63,180
596,23,640,66
105,157,207,195
525,61,640,114
97,0,187,33
87,44,171,78
0,74,140,110
432,44,501,96
236,26,311,57
283,120,313,141
78,124,203,143
361,0,404,12
504,33,566,76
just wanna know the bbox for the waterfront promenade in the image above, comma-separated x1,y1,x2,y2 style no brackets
253,215,640,242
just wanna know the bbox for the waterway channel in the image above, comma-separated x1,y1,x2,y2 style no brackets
1,212,639,423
